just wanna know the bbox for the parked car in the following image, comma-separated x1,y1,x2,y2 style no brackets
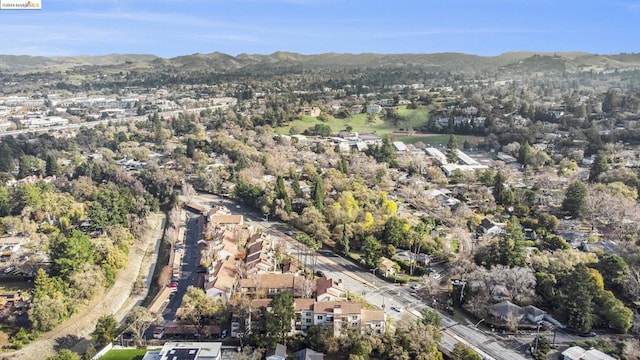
315,270,325,277
221,329,228,339
390,306,403,313
580,332,597,337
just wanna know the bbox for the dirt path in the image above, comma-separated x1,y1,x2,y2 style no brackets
3,213,166,360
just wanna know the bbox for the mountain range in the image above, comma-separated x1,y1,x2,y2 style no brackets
1,51,640,74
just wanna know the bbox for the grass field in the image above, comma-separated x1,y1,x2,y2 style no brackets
274,105,431,136
100,349,149,360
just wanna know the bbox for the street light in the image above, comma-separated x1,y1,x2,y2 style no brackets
474,318,485,328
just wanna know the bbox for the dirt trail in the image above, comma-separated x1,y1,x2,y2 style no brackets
3,213,166,360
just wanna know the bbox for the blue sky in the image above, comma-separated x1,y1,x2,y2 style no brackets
0,0,639,57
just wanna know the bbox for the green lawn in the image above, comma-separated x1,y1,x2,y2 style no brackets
274,105,432,136
100,348,149,360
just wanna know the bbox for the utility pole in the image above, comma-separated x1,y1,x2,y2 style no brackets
533,321,542,352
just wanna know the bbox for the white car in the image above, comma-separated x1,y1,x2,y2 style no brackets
390,306,403,313
432,273,441,279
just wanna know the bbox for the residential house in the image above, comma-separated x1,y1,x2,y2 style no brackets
480,218,504,236
238,273,309,298
249,299,385,337
361,309,386,335
141,342,222,360
561,346,616,360
490,285,512,302
462,106,478,116
205,258,238,300
266,344,287,360
349,105,363,115
377,257,397,277
366,104,382,114
294,348,324,360
245,233,276,274
209,212,243,227
301,107,321,117
524,305,546,323
0,236,27,258
489,301,524,323
316,277,346,301
392,141,408,153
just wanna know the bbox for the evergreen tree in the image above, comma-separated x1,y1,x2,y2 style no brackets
45,154,59,177
589,151,608,182
186,138,196,159
446,135,459,163
264,291,295,345
518,141,531,166
338,157,349,175
492,171,513,205
336,224,350,255
291,176,303,198
0,143,15,173
561,264,596,333
273,176,292,213
92,315,118,347
311,176,324,210
562,180,588,218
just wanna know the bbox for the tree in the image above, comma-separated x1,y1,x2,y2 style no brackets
382,216,408,247
597,290,633,333
562,180,588,218
92,315,118,347
264,291,295,345
492,171,512,206
311,176,324,210
475,219,526,267
291,176,303,198
597,254,628,292
47,349,81,360
393,317,443,360
125,306,161,346
420,307,442,327
561,264,596,333
363,236,383,268
49,230,95,281
273,176,292,214
29,294,67,332
451,343,481,360
589,151,608,182
45,154,60,177
518,141,531,166
180,286,223,334
446,135,459,163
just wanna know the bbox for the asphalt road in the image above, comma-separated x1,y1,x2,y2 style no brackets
187,192,532,360
163,214,201,322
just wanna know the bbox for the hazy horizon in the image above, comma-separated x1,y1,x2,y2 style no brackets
0,0,638,57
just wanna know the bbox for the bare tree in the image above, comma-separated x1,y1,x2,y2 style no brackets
125,306,162,346
182,182,196,203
